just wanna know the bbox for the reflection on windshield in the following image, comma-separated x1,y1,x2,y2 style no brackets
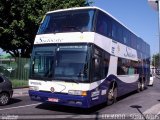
55,51,88,81
31,52,54,78
37,9,95,34
30,45,90,82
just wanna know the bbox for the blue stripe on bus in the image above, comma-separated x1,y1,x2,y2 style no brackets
29,90,91,108
29,74,139,108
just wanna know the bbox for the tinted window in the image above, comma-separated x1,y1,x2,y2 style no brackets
0,76,4,83
137,38,142,51
38,9,95,34
55,50,89,81
112,22,117,40
123,29,131,46
93,47,103,81
131,34,137,49
30,44,90,82
142,42,146,53
96,11,111,37
32,55,54,78
117,24,123,43
117,58,138,75
103,52,110,78
145,44,150,58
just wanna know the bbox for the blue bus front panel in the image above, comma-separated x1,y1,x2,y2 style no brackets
29,90,92,108
29,87,109,108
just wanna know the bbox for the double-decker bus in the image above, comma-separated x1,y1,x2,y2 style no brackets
29,7,150,108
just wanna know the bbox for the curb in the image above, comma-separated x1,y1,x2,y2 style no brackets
12,86,29,89
13,88,29,97
13,93,29,97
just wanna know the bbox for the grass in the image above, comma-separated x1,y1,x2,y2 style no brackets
11,79,28,88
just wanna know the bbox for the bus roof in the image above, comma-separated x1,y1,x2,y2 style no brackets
46,6,148,46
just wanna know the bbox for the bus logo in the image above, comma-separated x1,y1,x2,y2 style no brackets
124,47,136,58
35,37,62,44
50,87,55,93
111,47,115,54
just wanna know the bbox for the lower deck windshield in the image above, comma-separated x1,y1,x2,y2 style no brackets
30,44,90,82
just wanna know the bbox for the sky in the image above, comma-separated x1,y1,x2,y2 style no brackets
93,0,158,56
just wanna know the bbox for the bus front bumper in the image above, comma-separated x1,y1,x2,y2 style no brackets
28,90,91,108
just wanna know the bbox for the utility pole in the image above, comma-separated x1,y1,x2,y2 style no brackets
157,0,160,68
148,0,160,68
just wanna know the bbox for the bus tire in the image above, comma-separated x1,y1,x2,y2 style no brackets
137,81,141,93
140,79,145,91
106,87,117,106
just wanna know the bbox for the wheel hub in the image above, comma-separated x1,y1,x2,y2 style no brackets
0,94,9,105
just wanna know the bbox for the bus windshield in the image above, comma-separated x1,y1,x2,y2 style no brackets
37,9,95,34
30,44,90,82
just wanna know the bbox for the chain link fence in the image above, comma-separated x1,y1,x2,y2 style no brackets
0,57,30,88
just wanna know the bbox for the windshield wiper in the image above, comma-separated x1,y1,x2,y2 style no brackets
62,26,83,33
70,78,79,84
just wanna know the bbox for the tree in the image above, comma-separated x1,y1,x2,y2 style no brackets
152,53,160,68
0,0,92,58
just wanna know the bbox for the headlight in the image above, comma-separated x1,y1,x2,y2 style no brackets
29,86,39,91
68,90,87,96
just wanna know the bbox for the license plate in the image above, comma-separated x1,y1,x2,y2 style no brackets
48,98,59,102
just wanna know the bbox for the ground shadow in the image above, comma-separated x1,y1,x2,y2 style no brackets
35,91,137,115
35,89,147,115
36,102,108,115
117,87,147,101
8,98,22,105
130,105,147,120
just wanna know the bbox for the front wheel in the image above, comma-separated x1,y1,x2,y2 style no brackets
106,87,117,106
0,93,10,106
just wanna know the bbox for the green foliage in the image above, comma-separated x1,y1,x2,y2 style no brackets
152,53,160,68
11,79,28,88
0,0,92,57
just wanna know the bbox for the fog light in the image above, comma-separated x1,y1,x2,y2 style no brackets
68,101,76,104
29,86,39,91
68,90,87,96
76,101,82,105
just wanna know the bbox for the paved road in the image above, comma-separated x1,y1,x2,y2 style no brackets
0,78,160,120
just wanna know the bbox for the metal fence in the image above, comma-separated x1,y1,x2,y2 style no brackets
0,57,30,87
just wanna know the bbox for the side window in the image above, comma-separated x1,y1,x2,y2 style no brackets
123,29,131,46
131,34,137,49
142,42,146,53
137,38,142,51
117,24,123,43
93,48,102,81
131,61,138,74
0,76,4,83
117,58,128,75
117,58,138,75
103,53,110,78
96,11,111,37
112,22,125,43
112,23,117,40
123,29,127,45
137,51,142,60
